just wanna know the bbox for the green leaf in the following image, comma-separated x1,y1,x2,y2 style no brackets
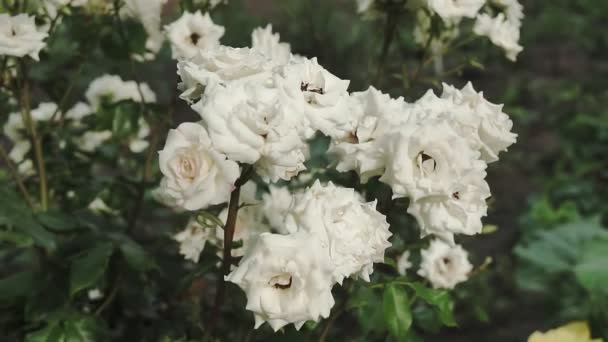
64,316,100,342
0,230,34,247
574,238,608,295
383,284,412,340
0,269,37,302
36,211,78,232
407,282,457,327
70,242,114,297
25,322,64,342
119,238,155,272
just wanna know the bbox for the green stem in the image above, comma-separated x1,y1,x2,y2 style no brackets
374,9,399,86
19,62,48,211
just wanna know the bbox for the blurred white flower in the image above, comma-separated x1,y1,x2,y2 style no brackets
397,251,412,276
251,24,291,66
426,0,485,23
356,0,374,13
0,14,47,61
157,122,239,211
65,102,93,122
274,57,352,139
215,203,270,258
88,197,115,214
123,0,168,57
418,239,472,289
174,218,213,263
85,74,156,109
165,11,224,60
285,181,392,284
226,232,335,331
87,288,104,301
76,130,112,152
129,118,150,153
474,13,523,61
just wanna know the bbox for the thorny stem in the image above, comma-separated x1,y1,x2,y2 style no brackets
0,144,35,209
19,62,48,211
206,165,255,339
374,9,399,86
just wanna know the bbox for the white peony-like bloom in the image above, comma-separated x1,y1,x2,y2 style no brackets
285,181,392,284
273,57,352,139
0,14,47,61
261,186,293,233
329,87,408,182
85,74,156,109
177,46,272,101
440,82,517,162
251,25,291,66
76,130,112,152
174,218,213,263
407,170,490,244
226,232,335,331
418,239,473,289
165,11,225,60
474,13,522,61
157,122,239,211
397,251,412,276
426,0,485,23
380,119,486,201
193,81,307,181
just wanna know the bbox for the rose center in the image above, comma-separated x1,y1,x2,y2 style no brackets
269,273,293,290
190,33,201,45
179,156,198,180
417,151,437,174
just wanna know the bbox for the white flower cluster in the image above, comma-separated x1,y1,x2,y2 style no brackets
356,0,524,61
330,83,516,244
163,20,512,331
0,13,47,61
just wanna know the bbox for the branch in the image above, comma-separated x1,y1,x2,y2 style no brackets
374,9,399,86
206,165,254,339
19,62,48,211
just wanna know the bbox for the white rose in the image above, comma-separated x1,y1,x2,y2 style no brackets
251,24,291,66
407,170,490,244
158,122,239,210
329,87,409,182
261,186,294,233
0,14,47,61
418,239,473,289
177,45,272,100
285,181,392,284
273,57,352,139
165,10,225,60
474,13,523,61
380,119,486,200
193,81,307,181
174,218,213,263
226,232,335,331
440,82,517,162
426,0,485,23
492,0,524,26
